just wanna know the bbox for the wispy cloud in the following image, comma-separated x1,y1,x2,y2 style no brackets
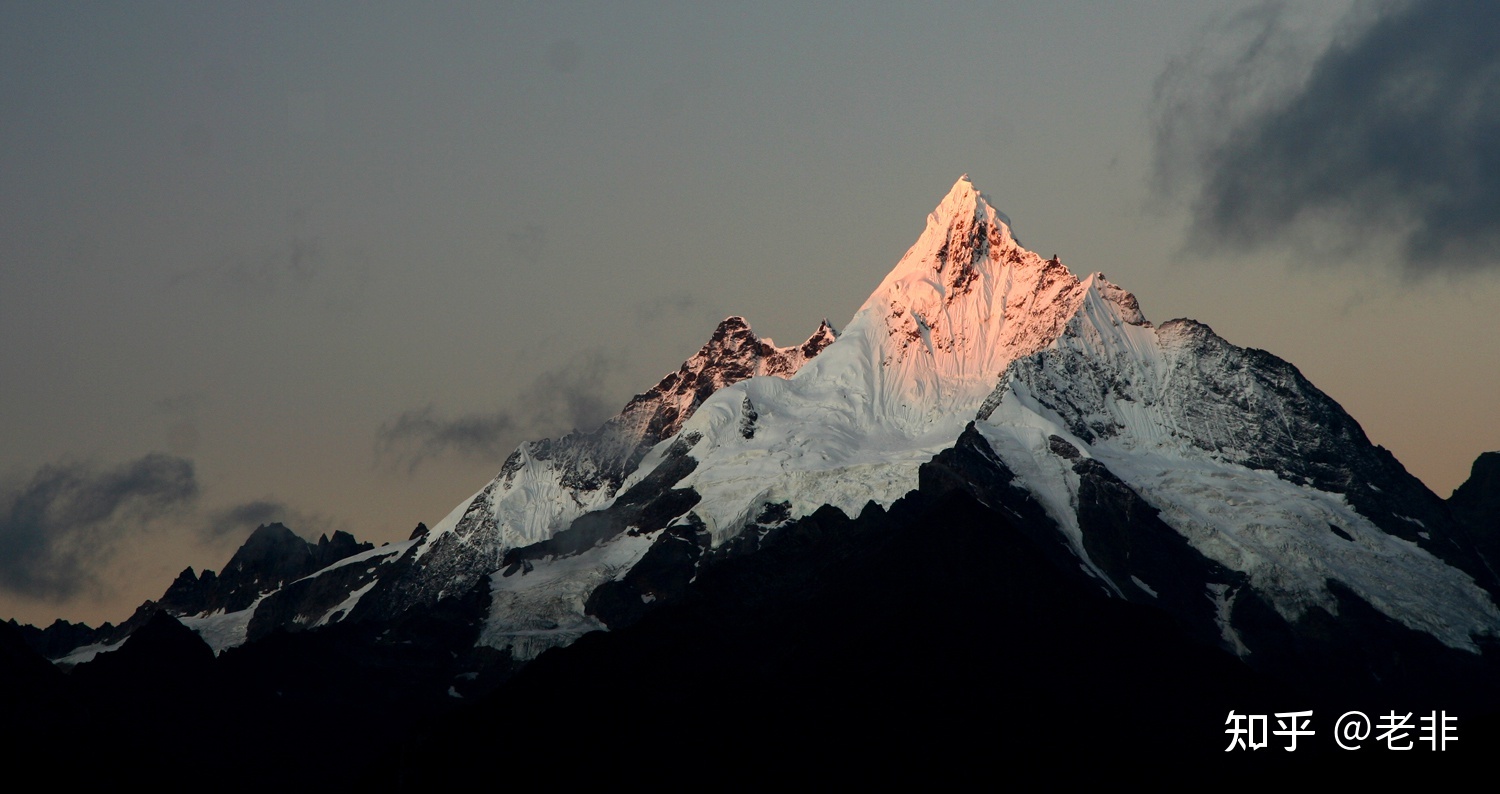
205,498,340,542
220,231,324,296
528,349,621,433
170,209,374,308
634,290,701,324
1152,0,1500,275
376,408,521,474
0,454,199,601
376,348,624,474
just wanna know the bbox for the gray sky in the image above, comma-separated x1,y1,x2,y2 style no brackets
4,1,1498,626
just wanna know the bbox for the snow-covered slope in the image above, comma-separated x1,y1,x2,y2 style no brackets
122,175,1499,666
224,315,837,645
654,176,1098,541
600,175,1499,654
452,314,835,553
979,325,1498,650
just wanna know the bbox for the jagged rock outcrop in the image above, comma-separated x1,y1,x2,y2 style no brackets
1452,451,1500,575
301,316,838,634
36,522,373,661
161,523,375,614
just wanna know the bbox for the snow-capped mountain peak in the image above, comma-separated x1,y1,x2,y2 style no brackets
28,176,1500,787
641,177,1499,653
788,178,1100,439
87,174,1497,674
872,174,1018,298
296,314,842,632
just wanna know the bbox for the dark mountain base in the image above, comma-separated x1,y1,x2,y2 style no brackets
1,593,498,787
398,490,1499,786
10,523,375,660
7,489,1497,787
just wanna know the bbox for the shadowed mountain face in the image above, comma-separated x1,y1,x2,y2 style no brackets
1452,452,1500,568
0,620,88,741
410,489,1287,784
11,178,1500,785
17,523,372,660
160,523,374,614
13,474,1500,786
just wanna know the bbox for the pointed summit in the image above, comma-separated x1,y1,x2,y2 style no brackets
799,319,838,359
932,175,1018,241
794,175,1096,434
870,176,1022,308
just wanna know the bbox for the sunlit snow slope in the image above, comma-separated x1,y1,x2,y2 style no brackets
186,175,1499,663
623,176,1500,652
230,314,838,652
661,176,1097,539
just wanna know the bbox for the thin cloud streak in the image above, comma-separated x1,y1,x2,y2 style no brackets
376,349,625,474
635,291,701,324
376,408,521,475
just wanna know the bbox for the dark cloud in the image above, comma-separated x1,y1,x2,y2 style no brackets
0,454,199,601
205,498,339,542
376,349,623,473
1152,0,1500,274
528,349,620,434
376,408,521,474
208,499,286,537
